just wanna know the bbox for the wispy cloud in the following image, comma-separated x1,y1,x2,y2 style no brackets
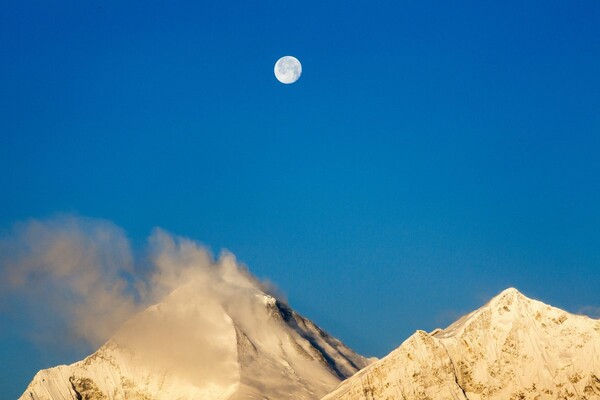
0,214,281,350
578,305,600,319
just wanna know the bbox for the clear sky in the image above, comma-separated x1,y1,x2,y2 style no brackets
1,1,599,397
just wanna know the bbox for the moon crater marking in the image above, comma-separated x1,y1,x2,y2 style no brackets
274,56,302,84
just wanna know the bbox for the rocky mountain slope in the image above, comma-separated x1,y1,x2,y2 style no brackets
322,288,600,400
20,281,371,400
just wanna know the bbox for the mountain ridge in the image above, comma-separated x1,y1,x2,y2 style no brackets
322,287,600,400
20,280,371,400
20,287,600,400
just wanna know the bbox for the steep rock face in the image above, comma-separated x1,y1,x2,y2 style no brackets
322,288,600,400
20,283,371,400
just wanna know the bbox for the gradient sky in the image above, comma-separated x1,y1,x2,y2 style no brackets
1,1,600,398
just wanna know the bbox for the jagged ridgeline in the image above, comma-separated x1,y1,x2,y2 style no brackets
322,288,600,400
21,288,600,400
20,280,371,400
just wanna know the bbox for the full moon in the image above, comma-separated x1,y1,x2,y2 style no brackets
274,56,302,84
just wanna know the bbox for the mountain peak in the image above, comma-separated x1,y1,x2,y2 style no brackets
324,288,600,400
483,287,529,317
433,288,542,340
20,280,371,400
495,286,522,297
487,287,525,307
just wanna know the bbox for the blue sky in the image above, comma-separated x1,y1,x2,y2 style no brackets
1,1,599,397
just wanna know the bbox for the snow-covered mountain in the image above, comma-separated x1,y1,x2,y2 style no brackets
20,281,371,400
322,288,600,400
20,286,600,400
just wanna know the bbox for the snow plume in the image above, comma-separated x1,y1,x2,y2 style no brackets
143,228,262,304
0,214,279,350
578,305,600,319
0,215,139,348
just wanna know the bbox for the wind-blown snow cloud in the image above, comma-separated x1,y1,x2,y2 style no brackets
0,214,280,349
0,215,139,347
578,305,600,319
